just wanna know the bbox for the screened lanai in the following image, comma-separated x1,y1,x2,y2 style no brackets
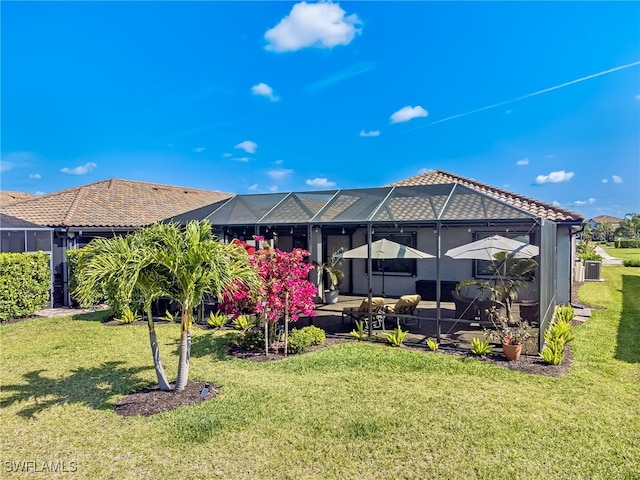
171,183,558,349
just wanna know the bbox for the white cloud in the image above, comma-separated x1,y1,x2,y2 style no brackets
574,198,596,206
222,153,233,158
552,200,561,206
635,94,640,101
535,170,574,184
35,191,45,196
248,184,258,191
264,1,361,52
273,159,284,165
267,169,294,180
60,162,97,175
269,185,279,192
359,129,380,137
235,140,257,154
233,157,250,163
390,105,428,124
516,158,529,166
194,147,206,153
0,161,12,172
602,178,608,183
29,173,42,179
612,175,623,184
251,82,279,101
306,177,336,188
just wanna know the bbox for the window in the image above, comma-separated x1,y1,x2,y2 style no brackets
372,232,417,276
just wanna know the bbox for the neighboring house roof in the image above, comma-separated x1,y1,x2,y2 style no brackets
0,212,48,229
387,170,584,223
0,191,35,207
589,215,621,225
0,179,234,228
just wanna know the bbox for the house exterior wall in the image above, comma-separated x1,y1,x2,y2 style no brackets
556,226,572,304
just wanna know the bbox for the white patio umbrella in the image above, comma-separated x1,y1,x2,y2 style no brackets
445,235,539,260
337,238,434,296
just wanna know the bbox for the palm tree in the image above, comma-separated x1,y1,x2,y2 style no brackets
73,233,172,390
489,251,538,321
150,221,260,391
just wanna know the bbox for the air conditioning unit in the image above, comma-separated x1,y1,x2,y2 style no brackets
584,261,602,281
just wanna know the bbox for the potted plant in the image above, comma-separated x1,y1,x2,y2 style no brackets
484,306,533,361
313,248,345,304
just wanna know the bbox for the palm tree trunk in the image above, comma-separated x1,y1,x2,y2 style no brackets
174,308,191,392
146,305,171,391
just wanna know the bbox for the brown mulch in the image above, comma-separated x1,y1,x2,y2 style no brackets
115,381,218,417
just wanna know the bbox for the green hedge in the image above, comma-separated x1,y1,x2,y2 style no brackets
0,252,50,321
615,239,640,248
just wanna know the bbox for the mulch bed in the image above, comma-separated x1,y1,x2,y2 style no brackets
115,380,218,417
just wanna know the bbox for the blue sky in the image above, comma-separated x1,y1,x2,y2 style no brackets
1,1,639,220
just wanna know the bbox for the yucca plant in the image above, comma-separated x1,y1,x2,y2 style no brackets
207,311,228,329
385,326,407,347
349,320,367,341
554,304,575,323
425,338,440,352
233,314,256,333
116,308,141,324
471,337,493,356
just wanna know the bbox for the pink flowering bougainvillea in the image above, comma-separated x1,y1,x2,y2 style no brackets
220,237,317,323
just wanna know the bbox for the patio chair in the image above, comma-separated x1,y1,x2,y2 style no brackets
384,294,422,328
451,290,479,321
342,297,386,330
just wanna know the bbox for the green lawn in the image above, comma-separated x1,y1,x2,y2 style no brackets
1,267,639,479
602,245,640,262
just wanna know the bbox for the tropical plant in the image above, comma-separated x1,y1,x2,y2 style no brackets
232,314,255,332
540,312,574,365
554,304,575,324
425,338,439,352
116,308,141,324
313,248,346,291
484,306,533,346
385,326,408,347
350,320,367,341
207,311,228,329
614,213,640,240
488,251,538,321
471,337,493,356
73,232,173,391
287,326,325,354
74,221,260,392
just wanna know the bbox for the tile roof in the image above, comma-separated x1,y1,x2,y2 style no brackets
0,191,35,207
589,215,622,224
386,170,584,223
0,179,234,228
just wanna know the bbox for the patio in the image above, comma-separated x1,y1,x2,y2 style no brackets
297,294,541,355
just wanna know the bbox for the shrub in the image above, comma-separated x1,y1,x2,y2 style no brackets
471,337,493,356
286,325,326,354
578,251,602,262
385,327,408,347
615,239,640,248
623,259,640,267
235,329,264,352
0,252,50,321
304,325,326,345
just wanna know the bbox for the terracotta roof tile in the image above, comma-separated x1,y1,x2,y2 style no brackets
0,179,234,228
0,191,35,207
386,170,584,223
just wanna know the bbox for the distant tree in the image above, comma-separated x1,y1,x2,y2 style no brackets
614,213,640,240
593,222,613,242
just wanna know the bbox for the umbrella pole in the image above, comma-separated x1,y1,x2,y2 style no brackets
367,225,373,338
436,222,441,344
382,261,385,297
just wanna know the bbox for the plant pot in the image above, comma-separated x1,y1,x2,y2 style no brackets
502,343,523,361
324,290,339,304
